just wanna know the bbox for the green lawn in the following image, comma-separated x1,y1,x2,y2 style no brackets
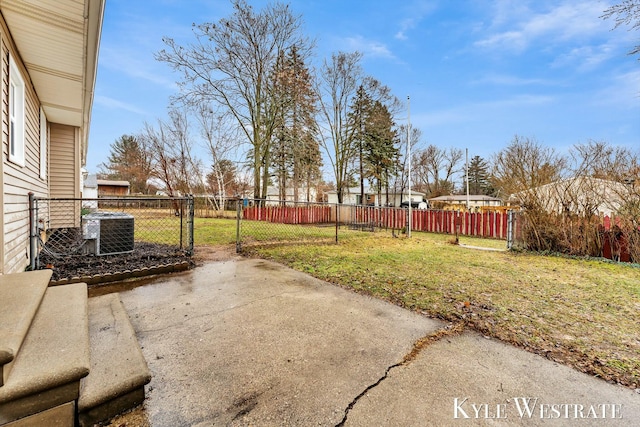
193,218,640,388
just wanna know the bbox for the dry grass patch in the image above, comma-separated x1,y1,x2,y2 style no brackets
247,231,640,388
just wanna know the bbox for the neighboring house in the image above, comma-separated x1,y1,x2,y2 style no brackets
429,194,503,211
83,173,99,211
326,187,426,206
508,177,632,216
0,1,104,273
264,186,318,204
97,179,131,196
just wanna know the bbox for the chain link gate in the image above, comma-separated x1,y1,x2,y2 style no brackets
29,195,194,275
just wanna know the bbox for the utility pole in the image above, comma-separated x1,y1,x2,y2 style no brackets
407,96,412,238
466,148,470,211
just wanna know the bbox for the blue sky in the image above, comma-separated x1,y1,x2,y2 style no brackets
87,0,639,176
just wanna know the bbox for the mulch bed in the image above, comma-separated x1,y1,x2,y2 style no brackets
38,242,194,284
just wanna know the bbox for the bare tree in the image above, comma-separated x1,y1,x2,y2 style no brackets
156,0,312,200
492,136,568,251
141,109,201,198
393,125,422,205
491,135,566,202
194,104,241,210
570,140,638,180
569,141,640,258
602,0,640,59
412,145,463,198
141,122,177,198
316,51,363,203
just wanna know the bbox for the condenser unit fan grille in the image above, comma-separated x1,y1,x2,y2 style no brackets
82,212,135,255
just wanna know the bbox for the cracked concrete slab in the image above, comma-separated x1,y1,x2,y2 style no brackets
344,331,640,426
117,259,443,426
111,259,640,426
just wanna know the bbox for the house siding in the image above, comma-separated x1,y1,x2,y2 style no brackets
49,123,80,228
1,17,49,273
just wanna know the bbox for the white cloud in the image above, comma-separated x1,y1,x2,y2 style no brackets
99,5,193,91
473,74,555,86
591,69,640,108
95,95,147,115
475,1,611,53
99,46,178,90
343,35,395,59
551,44,616,71
488,0,530,28
394,1,438,40
479,94,556,108
416,93,556,128
395,18,415,41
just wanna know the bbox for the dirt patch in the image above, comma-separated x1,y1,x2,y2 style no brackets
193,244,241,264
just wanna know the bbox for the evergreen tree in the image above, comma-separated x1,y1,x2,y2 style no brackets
270,45,321,202
347,85,373,204
466,155,494,195
363,100,399,205
157,0,311,200
99,134,153,194
346,84,400,205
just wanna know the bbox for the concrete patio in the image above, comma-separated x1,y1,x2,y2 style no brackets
105,258,639,426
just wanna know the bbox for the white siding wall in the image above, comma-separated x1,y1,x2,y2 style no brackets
1,23,49,274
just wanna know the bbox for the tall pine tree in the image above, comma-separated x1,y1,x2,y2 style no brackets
466,155,495,195
99,134,153,194
348,85,373,204
363,101,399,205
270,45,321,202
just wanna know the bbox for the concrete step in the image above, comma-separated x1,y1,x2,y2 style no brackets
0,270,52,387
78,293,151,427
0,282,90,425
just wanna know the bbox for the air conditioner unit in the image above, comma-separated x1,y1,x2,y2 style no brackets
82,212,134,255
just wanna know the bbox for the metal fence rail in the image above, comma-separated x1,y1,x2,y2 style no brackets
237,200,338,252
511,210,636,262
235,200,517,252
29,196,194,274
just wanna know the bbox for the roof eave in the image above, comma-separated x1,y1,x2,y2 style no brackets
81,0,105,166
0,0,105,167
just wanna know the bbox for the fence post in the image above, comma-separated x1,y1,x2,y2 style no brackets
179,198,184,249
236,199,242,253
28,193,37,271
507,210,514,249
188,195,195,255
335,204,339,243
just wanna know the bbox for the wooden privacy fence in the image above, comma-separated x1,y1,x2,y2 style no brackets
243,204,333,224
239,202,636,263
242,203,512,240
351,207,511,239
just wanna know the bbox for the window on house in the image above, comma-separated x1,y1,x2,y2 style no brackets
40,107,47,179
9,56,25,166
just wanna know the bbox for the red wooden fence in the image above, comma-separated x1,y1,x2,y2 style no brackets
351,207,510,239
245,205,511,240
242,204,635,262
243,205,333,224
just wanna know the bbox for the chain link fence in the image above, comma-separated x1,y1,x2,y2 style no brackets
29,195,194,280
508,209,637,262
235,200,518,252
236,199,339,252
